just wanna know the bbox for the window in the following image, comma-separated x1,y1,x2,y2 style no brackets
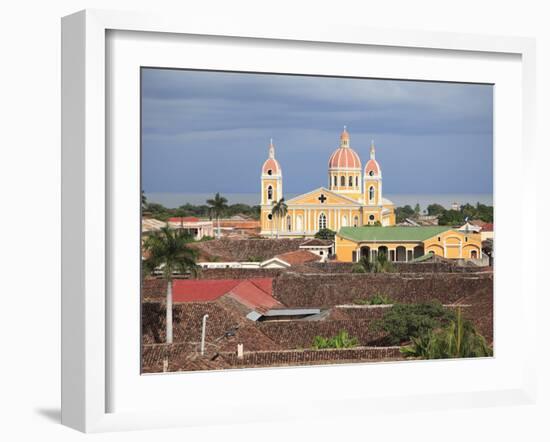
353,216,359,227
319,251,324,255
349,176,353,186
369,186,375,201
267,169,272,175
355,176,359,187
369,170,374,176
333,175,337,186
287,215,292,231
319,213,327,229
342,216,348,227
340,176,345,186
369,214,375,221
267,214,273,220
437,237,441,241
465,237,468,242
267,185,273,200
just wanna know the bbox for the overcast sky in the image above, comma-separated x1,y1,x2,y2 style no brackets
141,68,493,195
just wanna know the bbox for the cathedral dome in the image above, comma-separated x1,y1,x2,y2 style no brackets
328,128,362,170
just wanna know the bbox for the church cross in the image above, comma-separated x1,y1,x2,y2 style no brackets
318,194,327,203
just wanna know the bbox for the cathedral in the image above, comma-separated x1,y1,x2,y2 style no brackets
260,128,396,237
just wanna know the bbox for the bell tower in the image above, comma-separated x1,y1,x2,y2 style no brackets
364,140,383,207
261,139,282,205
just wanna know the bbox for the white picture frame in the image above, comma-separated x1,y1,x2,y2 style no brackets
61,9,537,433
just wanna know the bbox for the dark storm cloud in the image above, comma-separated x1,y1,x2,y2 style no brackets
141,68,493,194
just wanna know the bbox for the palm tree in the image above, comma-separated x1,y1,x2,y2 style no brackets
271,198,288,239
206,192,228,239
142,226,198,344
401,308,493,359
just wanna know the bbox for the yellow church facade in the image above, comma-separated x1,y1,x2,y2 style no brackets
260,129,396,237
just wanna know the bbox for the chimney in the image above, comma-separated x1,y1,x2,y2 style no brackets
237,343,244,359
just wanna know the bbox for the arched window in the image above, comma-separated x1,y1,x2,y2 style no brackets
319,213,327,230
348,176,353,187
287,215,292,232
355,176,359,187
333,175,337,187
267,169,273,175
340,176,345,186
353,216,359,227
369,186,375,201
342,216,348,227
267,185,273,200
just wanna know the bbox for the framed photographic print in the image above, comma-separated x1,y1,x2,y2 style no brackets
61,9,537,432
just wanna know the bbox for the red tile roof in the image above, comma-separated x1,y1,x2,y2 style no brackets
248,278,273,295
228,280,281,311
172,278,280,311
172,279,241,302
276,250,320,265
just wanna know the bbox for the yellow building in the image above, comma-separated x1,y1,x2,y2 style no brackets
260,128,396,236
335,226,482,262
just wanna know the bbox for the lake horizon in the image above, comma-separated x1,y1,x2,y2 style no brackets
145,192,493,210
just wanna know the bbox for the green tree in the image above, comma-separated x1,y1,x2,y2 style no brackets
206,192,228,238
426,203,445,216
142,226,198,344
414,203,421,217
401,308,493,359
314,228,336,240
374,301,454,345
395,205,415,223
438,209,464,226
358,251,394,273
271,197,288,239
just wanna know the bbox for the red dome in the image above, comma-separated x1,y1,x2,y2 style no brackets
328,147,361,169
365,159,380,176
262,158,281,175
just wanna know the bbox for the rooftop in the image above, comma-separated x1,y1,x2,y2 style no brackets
338,226,452,242
275,250,321,265
300,238,333,247
172,278,281,312
168,217,211,224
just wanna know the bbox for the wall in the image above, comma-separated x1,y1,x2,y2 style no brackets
306,261,491,273
219,346,404,367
